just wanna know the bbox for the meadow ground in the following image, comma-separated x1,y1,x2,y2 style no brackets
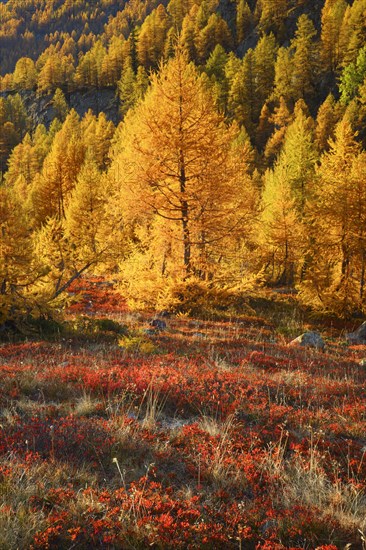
0,279,365,549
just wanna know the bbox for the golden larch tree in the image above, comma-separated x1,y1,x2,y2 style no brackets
109,49,256,304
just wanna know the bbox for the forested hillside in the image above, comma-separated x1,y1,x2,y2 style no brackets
1,0,366,323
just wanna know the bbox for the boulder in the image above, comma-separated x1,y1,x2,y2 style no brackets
346,322,366,344
289,331,325,350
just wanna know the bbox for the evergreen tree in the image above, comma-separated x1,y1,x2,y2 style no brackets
339,45,366,104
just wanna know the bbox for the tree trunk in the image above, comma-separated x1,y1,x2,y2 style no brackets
180,149,191,276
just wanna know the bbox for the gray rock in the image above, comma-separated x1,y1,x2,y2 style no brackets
346,322,366,344
289,331,325,350
1,88,119,130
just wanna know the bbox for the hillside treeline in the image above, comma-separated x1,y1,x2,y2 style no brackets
1,0,366,321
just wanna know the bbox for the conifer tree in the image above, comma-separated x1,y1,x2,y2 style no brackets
315,93,338,151
236,0,252,45
64,159,109,269
339,45,366,104
5,134,38,197
81,112,115,169
0,188,33,323
278,102,317,214
320,0,347,73
118,67,137,117
339,0,366,66
258,165,303,285
257,0,289,40
228,49,256,134
12,57,37,90
30,110,85,225
300,118,366,314
110,50,256,294
52,88,69,122
272,47,293,104
263,96,292,163
253,33,278,116
290,14,319,103
180,10,198,61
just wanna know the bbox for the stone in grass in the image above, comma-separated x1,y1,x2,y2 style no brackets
149,319,167,332
289,331,325,351
346,321,366,344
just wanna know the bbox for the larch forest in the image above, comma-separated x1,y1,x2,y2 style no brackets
0,1,366,549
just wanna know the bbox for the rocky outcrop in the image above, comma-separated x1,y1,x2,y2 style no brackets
1,88,120,129
289,331,325,350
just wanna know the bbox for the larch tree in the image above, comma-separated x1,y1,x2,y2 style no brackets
30,110,85,226
12,57,37,90
257,0,289,40
272,47,294,104
258,104,316,285
109,49,256,304
339,0,366,66
0,187,33,323
263,96,292,164
299,118,366,315
277,102,317,215
236,0,252,45
290,14,319,104
4,134,39,200
64,158,109,269
80,111,115,169
339,45,366,105
315,93,338,151
52,88,69,122
258,164,304,285
320,0,347,73
228,49,256,134
252,33,278,118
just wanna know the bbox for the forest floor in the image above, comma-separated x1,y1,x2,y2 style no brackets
0,278,365,549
